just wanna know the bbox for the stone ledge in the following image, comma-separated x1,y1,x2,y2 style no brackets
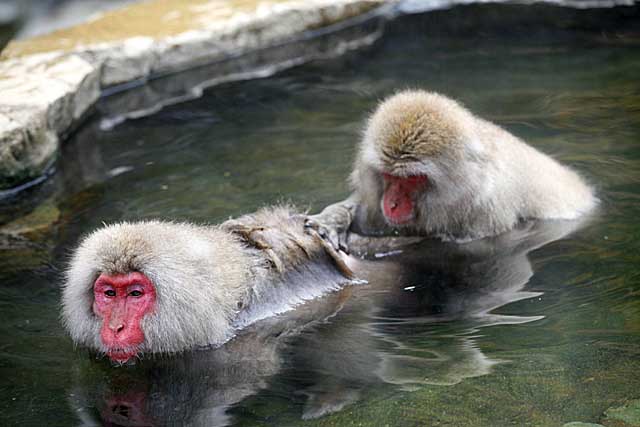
0,0,388,191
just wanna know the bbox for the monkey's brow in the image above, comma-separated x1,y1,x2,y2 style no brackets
380,147,420,166
382,160,417,176
399,153,420,162
380,147,409,163
381,142,421,160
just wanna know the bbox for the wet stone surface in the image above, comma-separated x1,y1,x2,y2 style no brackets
0,0,385,191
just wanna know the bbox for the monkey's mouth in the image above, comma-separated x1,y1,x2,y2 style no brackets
384,207,415,226
105,346,139,364
382,192,417,225
381,173,426,225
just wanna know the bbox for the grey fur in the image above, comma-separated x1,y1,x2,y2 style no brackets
311,90,596,242
61,205,353,359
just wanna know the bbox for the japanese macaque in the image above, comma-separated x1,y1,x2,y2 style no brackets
309,90,596,245
62,206,355,365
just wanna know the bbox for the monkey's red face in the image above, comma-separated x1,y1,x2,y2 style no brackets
93,272,156,363
382,173,428,225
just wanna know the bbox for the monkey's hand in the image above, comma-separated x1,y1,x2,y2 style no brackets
305,199,356,254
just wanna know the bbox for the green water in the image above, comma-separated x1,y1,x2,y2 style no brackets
1,3,639,426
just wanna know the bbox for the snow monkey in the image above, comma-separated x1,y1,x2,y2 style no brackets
308,90,596,246
62,206,355,365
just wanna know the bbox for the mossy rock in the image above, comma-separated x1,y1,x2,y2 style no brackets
0,196,59,241
603,400,640,427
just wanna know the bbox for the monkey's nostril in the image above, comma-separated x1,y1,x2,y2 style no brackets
114,324,125,334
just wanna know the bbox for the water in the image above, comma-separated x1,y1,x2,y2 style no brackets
1,3,639,426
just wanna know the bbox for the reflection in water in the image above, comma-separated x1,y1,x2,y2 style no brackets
69,290,351,426
69,218,583,425
294,218,584,418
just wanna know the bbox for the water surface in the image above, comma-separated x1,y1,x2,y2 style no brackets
1,3,639,426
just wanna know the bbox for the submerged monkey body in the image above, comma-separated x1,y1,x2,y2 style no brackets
62,206,354,363
315,91,596,242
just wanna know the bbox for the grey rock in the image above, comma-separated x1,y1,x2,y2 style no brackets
0,0,386,191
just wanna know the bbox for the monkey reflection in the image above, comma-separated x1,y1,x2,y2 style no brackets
71,345,279,427
294,218,582,419
69,219,582,424
69,289,351,427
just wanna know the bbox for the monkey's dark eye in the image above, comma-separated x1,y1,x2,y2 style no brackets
104,290,116,297
129,290,143,297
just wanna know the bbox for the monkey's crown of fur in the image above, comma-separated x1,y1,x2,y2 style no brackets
368,90,472,161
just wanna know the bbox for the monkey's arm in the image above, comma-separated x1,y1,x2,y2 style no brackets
305,195,359,253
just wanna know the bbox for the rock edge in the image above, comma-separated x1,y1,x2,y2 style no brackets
0,0,386,191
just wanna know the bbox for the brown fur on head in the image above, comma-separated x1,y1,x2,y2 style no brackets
360,90,472,174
